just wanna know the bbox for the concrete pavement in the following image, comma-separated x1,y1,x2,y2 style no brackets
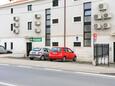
0,57,115,74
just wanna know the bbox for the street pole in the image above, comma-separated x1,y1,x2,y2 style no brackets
64,0,66,47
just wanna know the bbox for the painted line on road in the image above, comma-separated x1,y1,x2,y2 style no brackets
43,68,115,78
74,71,115,78
2,63,115,79
44,68,63,72
17,65,33,69
0,64,10,66
0,82,17,86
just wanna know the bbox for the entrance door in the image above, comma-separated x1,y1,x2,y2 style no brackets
114,42,115,62
26,42,32,56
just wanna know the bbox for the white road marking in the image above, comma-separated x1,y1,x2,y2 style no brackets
0,82,17,86
74,71,115,78
44,68,115,78
17,65,32,69
0,64,10,66
44,68,63,72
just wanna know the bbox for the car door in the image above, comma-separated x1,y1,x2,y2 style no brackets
67,48,75,59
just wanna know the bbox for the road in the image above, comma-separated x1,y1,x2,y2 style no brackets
0,64,115,86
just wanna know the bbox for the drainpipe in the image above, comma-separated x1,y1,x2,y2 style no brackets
64,0,66,47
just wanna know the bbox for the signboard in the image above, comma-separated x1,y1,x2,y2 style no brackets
30,37,42,42
93,33,97,41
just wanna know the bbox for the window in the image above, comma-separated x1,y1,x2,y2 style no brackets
11,42,13,50
84,16,91,22
28,22,32,30
74,42,81,47
84,25,91,31
74,17,81,22
84,10,91,16
84,2,91,10
11,24,13,31
53,0,58,7
52,42,58,46
52,19,58,24
84,2,91,47
28,5,32,11
11,8,13,14
45,8,51,46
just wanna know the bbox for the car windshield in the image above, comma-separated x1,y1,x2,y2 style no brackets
32,48,41,51
51,48,61,52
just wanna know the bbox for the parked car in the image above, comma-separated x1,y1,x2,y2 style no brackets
49,47,77,62
0,45,12,54
29,47,50,60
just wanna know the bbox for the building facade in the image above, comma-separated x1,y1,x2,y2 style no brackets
0,0,115,63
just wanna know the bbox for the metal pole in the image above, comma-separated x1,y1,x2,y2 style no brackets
64,0,66,47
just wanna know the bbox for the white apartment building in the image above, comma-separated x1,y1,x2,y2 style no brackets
0,0,115,63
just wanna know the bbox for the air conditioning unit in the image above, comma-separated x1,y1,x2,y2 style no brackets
94,14,102,20
35,21,41,26
13,17,19,21
99,3,107,11
94,24,102,30
14,23,20,28
35,14,41,19
13,28,19,34
35,28,41,33
103,13,112,19
103,23,111,29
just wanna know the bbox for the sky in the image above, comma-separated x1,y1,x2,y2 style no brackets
0,0,9,5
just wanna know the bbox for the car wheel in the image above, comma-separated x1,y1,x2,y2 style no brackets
49,59,53,61
40,56,45,60
73,57,76,62
30,57,34,60
62,57,66,62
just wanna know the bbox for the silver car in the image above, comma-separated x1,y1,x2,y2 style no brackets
29,48,50,60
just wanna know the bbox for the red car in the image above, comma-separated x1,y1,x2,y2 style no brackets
49,47,77,62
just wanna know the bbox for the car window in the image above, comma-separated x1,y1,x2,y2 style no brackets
64,48,68,52
43,48,48,52
32,48,41,51
51,48,61,52
67,48,73,53
0,46,5,52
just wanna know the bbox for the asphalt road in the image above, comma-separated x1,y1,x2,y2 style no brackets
0,64,115,86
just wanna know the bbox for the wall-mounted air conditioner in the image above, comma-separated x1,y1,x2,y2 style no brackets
99,3,107,11
94,14,102,20
103,23,111,29
94,24,102,30
35,28,41,33
103,13,112,19
13,17,19,22
13,28,19,34
35,21,41,26
35,14,41,19
14,23,20,28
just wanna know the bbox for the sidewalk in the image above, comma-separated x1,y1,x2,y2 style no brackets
0,57,115,74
